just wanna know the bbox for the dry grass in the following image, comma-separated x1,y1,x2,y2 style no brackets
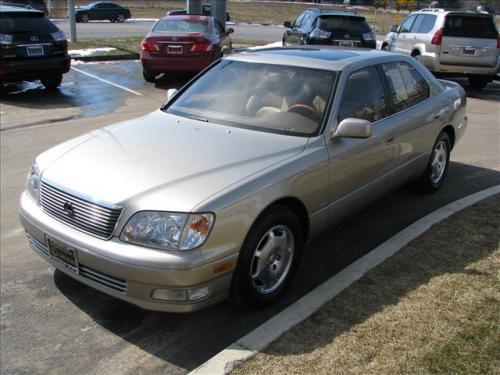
232,194,500,375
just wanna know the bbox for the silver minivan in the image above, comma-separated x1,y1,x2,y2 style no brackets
383,9,499,90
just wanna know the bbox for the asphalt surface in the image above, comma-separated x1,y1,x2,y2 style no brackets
1,61,499,374
55,20,284,41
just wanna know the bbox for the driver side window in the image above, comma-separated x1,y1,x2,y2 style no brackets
399,15,416,33
338,67,387,123
292,14,305,29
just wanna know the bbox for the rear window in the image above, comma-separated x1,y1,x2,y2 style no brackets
0,13,57,33
444,15,498,39
153,20,208,33
318,15,371,34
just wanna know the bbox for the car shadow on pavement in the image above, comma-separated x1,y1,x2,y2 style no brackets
444,78,500,102
153,72,196,91
53,161,500,372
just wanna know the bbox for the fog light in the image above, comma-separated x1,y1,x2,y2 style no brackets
152,284,213,302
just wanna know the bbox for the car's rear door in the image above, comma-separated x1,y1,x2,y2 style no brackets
440,13,498,67
327,66,399,222
379,61,443,172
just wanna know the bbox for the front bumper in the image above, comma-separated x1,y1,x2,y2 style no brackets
19,192,237,313
0,55,71,83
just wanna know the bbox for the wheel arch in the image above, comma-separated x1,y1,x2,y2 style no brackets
441,125,456,150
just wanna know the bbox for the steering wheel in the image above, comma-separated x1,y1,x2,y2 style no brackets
287,103,321,122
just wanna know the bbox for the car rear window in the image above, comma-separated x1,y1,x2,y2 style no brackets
317,15,371,34
0,12,57,33
444,15,498,39
153,20,208,33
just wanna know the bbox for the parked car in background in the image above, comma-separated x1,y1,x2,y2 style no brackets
20,47,467,312
0,4,70,89
167,4,231,22
383,8,500,90
75,2,131,23
0,0,47,14
283,8,376,49
140,15,233,82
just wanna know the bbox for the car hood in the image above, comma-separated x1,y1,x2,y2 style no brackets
40,110,308,212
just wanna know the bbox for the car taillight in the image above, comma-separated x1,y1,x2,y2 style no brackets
431,28,444,45
310,28,331,40
191,42,212,53
141,40,159,52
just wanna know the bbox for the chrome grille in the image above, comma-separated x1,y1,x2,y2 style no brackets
26,233,127,293
40,181,122,239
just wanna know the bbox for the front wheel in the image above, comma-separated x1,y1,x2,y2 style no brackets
230,206,303,309
117,14,125,23
80,14,89,23
417,132,450,193
41,74,63,90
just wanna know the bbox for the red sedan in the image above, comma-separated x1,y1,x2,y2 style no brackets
140,15,233,82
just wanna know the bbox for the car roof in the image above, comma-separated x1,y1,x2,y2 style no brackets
228,47,403,71
418,8,493,17
0,4,44,13
160,14,212,22
306,8,361,17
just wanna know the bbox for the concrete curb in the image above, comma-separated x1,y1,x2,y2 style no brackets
189,185,500,375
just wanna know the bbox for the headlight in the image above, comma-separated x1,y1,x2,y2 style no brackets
26,163,41,203
120,211,215,251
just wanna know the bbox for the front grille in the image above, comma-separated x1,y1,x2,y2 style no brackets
40,181,122,240
26,233,127,293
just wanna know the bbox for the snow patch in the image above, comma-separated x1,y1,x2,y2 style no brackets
69,47,116,57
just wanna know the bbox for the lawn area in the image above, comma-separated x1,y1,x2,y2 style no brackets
232,194,500,374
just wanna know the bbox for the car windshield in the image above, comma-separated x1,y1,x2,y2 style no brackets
318,15,371,34
164,60,336,137
153,20,208,33
0,13,57,33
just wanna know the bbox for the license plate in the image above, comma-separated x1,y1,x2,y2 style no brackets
339,41,354,47
47,237,79,273
27,45,44,57
463,48,475,55
167,45,183,55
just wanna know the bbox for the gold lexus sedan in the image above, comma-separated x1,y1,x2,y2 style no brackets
20,47,467,312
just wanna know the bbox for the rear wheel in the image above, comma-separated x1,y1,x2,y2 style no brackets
80,14,89,23
41,74,63,90
117,14,125,23
417,132,450,193
142,70,156,83
469,76,488,91
381,43,389,51
230,206,303,309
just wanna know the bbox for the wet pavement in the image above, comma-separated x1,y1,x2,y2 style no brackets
1,61,499,374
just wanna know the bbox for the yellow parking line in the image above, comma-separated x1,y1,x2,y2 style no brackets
71,66,143,96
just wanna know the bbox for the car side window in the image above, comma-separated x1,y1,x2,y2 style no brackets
303,13,315,31
419,15,437,33
215,21,225,35
338,67,387,123
399,14,416,33
410,14,425,33
293,14,305,29
381,62,430,113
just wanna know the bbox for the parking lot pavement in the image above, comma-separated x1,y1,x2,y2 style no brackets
1,61,499,374
55,20,284,41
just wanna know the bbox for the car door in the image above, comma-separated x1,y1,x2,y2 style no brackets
214,20,230,55
289,13,306,45
393,14,417,55
89,3,103,20
406,14,425,50
326,66,399,223
379,61,444,180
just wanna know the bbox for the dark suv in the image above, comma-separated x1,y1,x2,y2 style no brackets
0,5,70,89
283,8,376,49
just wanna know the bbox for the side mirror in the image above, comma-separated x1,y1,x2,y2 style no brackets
332,118,372,140
226,27,234,34
166,88,178,103
283,21,291,28
390,24,398,33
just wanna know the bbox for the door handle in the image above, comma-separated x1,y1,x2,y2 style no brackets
385,134,396,144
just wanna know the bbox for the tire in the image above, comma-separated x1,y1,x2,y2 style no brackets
382,43,389,51
110,19,116,23
117,14,125,23
230,205,304,309
81,14,89,23
417,132,450,193
142,70,156,83
41,74,63,90
469,77,488,91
